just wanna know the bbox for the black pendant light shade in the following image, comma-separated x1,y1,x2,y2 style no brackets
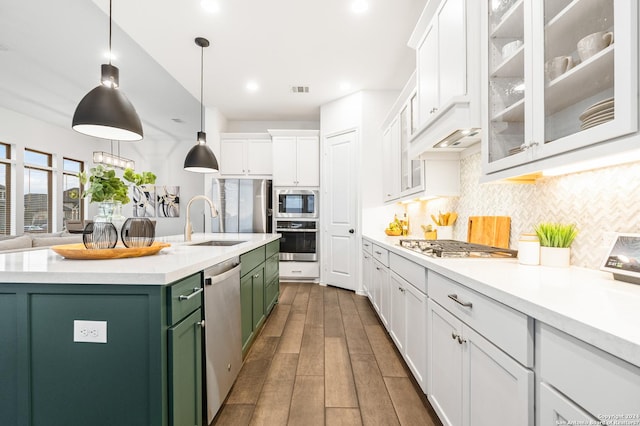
72,1,143,141
184,37,219,173
184,131,219,172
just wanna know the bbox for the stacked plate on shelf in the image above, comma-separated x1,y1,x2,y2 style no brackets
579,97,614,130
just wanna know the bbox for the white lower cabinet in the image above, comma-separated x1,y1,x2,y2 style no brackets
389,269,428,393
536,323,640,426
427,299,534,426
362,249,372,299
372,259,390,328
539,382,598,426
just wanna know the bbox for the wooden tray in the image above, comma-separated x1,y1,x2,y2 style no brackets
51,242,171,260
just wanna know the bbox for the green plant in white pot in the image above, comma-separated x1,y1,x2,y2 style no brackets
534,222,578,267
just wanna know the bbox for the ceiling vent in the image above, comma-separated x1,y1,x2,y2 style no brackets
291,86,310,93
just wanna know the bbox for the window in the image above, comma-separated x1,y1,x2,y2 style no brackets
62,158,83,227
24,149,52,233
0,143,10,235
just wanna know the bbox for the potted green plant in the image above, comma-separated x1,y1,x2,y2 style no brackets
534,222,578,267
78,165,130,226
79,165,130,204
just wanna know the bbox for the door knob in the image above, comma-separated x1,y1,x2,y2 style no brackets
348,229,355,234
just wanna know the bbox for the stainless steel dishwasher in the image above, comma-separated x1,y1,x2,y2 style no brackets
203,256,242,423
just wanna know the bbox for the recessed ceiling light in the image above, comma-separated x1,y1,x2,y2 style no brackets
200,0,219,13
339,82,352,91
351,0,369,14
246,80,259,92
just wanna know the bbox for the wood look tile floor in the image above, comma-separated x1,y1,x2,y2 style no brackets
212,282,442,426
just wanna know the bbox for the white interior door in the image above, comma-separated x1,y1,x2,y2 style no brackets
323,131,357,291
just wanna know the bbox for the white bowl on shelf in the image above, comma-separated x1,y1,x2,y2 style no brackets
502,40,523,60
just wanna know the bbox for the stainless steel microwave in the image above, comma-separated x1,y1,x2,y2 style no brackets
274,189,318,218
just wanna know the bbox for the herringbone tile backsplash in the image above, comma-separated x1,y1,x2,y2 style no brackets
408,152,640,269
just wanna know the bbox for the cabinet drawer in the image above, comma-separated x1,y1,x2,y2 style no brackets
265,253,279,282
266,239,279,259
429,271,533,367
538,323,640,421
362,239,373,255
372,244,389,267
389,252,426,294
240,246,266,276
280,261,319,279
168,273,203,326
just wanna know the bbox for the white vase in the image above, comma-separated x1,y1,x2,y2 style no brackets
539,246,571,267
436,226,453,240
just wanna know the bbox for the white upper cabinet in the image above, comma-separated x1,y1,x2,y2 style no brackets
269,130,320,187
219,134,273,177
381,73,426,202
482,0,638,178
417,0,466,124
408,0,482,157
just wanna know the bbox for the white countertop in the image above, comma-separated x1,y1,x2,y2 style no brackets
0,233,279,285
364,232,640,368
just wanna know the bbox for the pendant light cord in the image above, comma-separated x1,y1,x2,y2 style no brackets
200,44,204,133
108,0,112,65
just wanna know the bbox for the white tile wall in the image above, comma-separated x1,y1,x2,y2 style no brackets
407,152,640,269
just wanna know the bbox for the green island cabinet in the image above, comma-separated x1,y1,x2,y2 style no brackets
0,272,204,426
240,239,279,355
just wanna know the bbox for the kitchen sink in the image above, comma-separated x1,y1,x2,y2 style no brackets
190,240,247,247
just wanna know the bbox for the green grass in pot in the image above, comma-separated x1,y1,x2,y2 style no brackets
534,222,578,248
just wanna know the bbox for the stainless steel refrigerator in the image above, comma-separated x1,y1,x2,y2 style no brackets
210,178,272,233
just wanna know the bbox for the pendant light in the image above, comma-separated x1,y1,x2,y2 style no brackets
184,37,219,173
72,0,143,141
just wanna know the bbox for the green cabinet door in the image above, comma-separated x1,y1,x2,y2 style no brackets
240,273,254,352
168,308,203,426
251,266,265,332
0,293,17,425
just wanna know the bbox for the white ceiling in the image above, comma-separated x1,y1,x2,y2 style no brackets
0,0,425,143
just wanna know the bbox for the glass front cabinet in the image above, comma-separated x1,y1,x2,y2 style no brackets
482,0,638,177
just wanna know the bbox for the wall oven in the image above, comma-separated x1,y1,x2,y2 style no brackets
275,189,318,218
276,219,318,261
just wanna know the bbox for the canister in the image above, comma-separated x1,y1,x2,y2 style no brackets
518,233,540,265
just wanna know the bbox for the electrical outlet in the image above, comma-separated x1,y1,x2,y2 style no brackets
73,320,107,343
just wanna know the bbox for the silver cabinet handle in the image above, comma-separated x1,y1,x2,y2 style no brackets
179,287,203,301
364,243,370,247
451,331,465,344
375,251,382,255
253,273,260,278
197,320,205,328
447,294,472,308
291,270,303,273
375,267,381,271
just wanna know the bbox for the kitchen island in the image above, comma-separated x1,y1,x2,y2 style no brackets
363,233,640,426
0,233,279,426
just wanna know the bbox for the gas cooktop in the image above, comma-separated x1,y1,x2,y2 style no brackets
399,239,518,258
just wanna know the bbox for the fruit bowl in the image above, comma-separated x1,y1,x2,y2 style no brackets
385,229,402,236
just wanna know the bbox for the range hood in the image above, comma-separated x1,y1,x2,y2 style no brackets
408,101,482,160
432,128,481,149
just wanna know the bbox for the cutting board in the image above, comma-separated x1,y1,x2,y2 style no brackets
467,216,511,249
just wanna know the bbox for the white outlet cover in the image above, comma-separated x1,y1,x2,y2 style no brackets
73,320,107,344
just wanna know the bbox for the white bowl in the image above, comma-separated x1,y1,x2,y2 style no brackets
502,40,523,60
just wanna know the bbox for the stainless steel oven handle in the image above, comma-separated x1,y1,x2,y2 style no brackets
276,228,318,233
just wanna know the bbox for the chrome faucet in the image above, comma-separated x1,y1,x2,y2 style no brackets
184,195,218,242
